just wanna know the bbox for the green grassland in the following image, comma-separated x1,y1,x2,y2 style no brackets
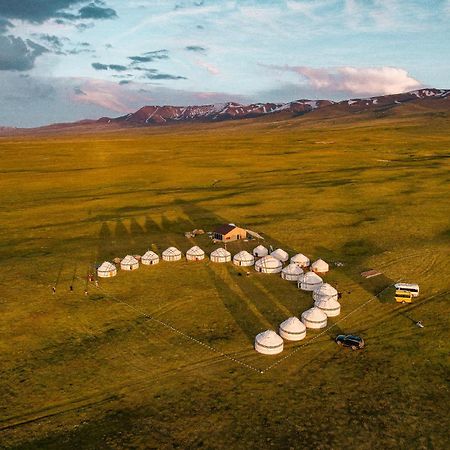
0,109,449,449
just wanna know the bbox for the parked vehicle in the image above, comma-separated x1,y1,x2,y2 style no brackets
395,289,413,303
394,283,420,297
335,334,365,350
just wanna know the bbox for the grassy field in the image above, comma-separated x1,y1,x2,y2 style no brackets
0,109,449,449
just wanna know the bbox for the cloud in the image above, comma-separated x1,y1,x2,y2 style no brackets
91,62,127,71
108,64,127,71
196,60,220,75
78,3,117,20
128,49,169,63
272,65,422,96
185,45,206,53
0,0,116,23
0,17,13,33
0,35,48,71
73,87,87,95
142,72,187,80
92,62,108,70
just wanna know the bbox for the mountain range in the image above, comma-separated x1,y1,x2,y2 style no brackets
1,88,449,133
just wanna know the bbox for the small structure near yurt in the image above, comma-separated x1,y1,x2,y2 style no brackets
254,255,282,273
270,248,289,262
186,246,205,261
210,247,231,263
290,253,310,268
253,245,268,257
213,224,247,242
113,257,121,264
301,307,328,329
311,258,329,273
162,247,182,262
281,263,303,281
141,250,159,265
254,330,284,355
279,317,306,341
97,261,117,278
233,250,254,267
315,297,341,317
120,255,139,271
313,283,338,302
298,271,323,291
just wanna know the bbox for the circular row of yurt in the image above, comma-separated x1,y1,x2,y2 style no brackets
162,247,182,261
97,261,117,278
186,246,205,261
254,330,284,355
290,253,310,268
298,271,323,291
279,317,306,341
141,250,159,265
301,307,328,329
210,247,231,263
281,263,303,281
121,255,139,271
233,250,254,266
255,255,282,273
270,248,289,262
253,245,268,257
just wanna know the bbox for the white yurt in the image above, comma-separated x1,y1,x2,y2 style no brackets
301,307,328,329
311,258,329,273
97,261,117,278
120,255,139,271
290,253,310,268
162,247,182,262
281,263,303,281
141,250,159,265
186,246,205,261
254,255,282,273
210,247,231,263
253,245,269,257
279,317,306,341
233,250,255,267
313,283,338,302
254,330,284,355
270,248,289,262
315,297,341,317
298,271,323,291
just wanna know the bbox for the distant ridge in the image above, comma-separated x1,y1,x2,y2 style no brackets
1,88,449,133
102,88,450,125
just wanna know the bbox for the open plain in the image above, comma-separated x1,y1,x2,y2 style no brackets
1,106,449,449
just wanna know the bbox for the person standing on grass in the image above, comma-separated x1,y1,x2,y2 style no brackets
52,286,56,294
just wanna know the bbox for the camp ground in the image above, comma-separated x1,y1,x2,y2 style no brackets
1,114,448,449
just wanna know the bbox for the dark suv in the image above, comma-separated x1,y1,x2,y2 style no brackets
335,334,365,350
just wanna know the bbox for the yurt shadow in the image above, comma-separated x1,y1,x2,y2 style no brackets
129,217,146,238
96,222,113,260
205,264,269,345
224,265,291,327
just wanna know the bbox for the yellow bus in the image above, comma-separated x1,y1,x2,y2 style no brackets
395,289,413,303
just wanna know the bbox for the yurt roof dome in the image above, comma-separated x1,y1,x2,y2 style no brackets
314,283,337,296
186,246,204,256
291,253,310,263
315,297,341,309
271,248,289,261
122,255,138,265
99,261,115,271
279,317,305,333
162,247,181,256
255,330,283,347
255,255,282,269
282,263,303,275
302,307,327,322
142,250,158,259
211,247,231,257
312,258,329,270
300,271,323,283
234,250,253,260
253,245,268,253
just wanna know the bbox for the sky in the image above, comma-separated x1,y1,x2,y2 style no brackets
0,0,449,127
